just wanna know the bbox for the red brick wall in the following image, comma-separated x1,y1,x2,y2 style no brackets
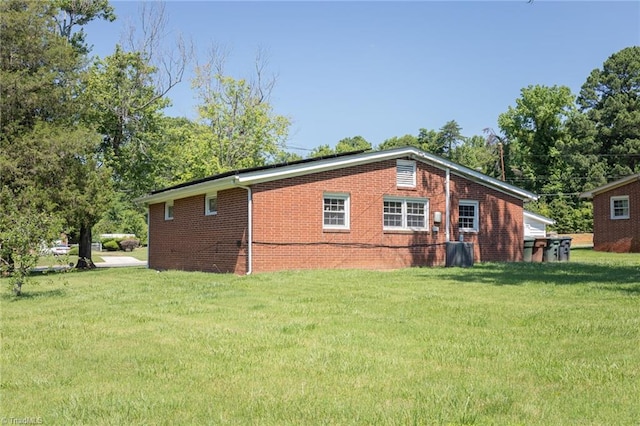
148,159,525,274
148,188,248,273
592,179,640,253
250,159,524,272
449,175,525,262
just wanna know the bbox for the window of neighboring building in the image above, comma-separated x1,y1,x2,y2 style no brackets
165,200,174,220
396,160,416,188
383,197,428,230
323,193,350,230
610,196,629,219
205,194,218,216
458,200,479,232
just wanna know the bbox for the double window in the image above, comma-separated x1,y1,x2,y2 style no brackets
610,196,629,219
383,197,428,230
458,200,479,232
323,193,350,230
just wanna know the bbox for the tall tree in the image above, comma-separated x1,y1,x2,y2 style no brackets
0,0,114,273
436,120,463,158
377,134,419,150
191,47,290,172
334,136,371,153
53,0,115,54
497,84,576,194
577,46,640,179
450,134,500,177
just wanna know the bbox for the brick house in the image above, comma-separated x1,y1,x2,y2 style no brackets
580,173,640,253
137,147,538,274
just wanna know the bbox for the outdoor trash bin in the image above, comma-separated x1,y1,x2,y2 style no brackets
558,237,572,261
532,238,547,262
523,238,535,262
543,238,562,262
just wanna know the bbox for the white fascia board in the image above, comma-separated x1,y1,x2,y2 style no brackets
524,210,556,225
235,146,538,201
234,148,414,185
135,176,238,205
579,173,640,199
409,150,539,202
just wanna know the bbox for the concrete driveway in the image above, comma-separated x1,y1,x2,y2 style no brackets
95,256,147,268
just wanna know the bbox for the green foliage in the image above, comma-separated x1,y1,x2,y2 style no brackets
0,190,62,295
450,135,501,177
68,246,79,256
498,85,576,194
83,45,169,196
94,193,147,245
102,240,120,251
377,134,419,150
308,144,335,158
191,62,290,173
577,46,640,178
334,136,371,153
52,0,116,54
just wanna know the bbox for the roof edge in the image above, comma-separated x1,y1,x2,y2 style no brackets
579,173,640,199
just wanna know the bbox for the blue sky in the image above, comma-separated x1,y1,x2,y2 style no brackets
86,1,640,154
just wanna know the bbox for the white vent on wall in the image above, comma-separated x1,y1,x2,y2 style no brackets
396,160,416,187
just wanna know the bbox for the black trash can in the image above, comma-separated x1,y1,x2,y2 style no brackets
523,238,535,262
558,237,572,261
446,242,474,267
543,238,561,262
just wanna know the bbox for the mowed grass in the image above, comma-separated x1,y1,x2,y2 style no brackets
2,250,639,425
37,247,148,267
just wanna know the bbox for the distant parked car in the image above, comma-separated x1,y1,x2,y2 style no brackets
42,240,71,256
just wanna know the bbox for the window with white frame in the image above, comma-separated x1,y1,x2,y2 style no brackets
165,200,174,220
383,197,428,230
323,193,350,230
205,194,218,216
396,160,416,188
610,196,629,219
458,200,479,232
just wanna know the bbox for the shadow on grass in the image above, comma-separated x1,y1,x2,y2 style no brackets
1,288,67,301
434,261,640,289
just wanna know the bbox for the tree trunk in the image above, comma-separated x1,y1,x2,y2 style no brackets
75,223,96,269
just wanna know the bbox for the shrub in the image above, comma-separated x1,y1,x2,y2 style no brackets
69,246,79,256
103,240,119,251
119,238,140,252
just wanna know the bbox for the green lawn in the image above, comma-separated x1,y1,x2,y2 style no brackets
37,247,148,267
2,250,639,425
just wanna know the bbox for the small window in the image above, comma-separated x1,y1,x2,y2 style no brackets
165,201,174,220
383,197,428,231
610,196,629,219
206,194,218,216
458,200,479,232
396,160,416,188
323,193,350,230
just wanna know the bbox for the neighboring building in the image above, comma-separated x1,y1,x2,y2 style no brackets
524,210,555,238
580,173,640,253
137,147,538,274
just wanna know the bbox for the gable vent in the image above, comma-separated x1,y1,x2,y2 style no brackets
396,160,416,187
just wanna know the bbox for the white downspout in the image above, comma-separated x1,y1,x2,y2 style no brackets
146,207,150,268
236,183,253,275
445,168,451,241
